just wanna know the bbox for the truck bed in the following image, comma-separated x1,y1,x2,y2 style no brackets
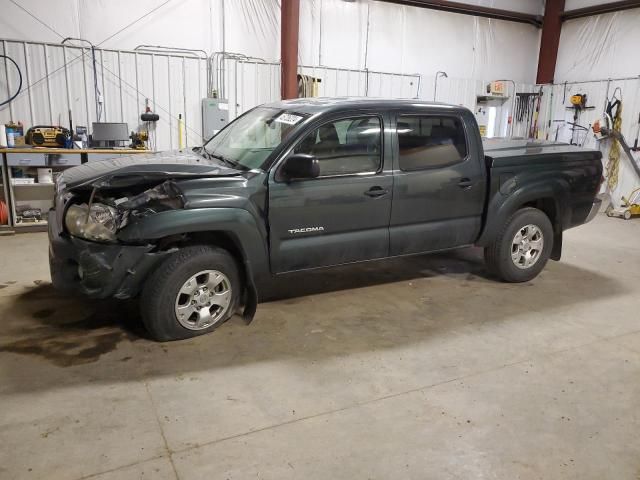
483,139,602,167
478,138,603,239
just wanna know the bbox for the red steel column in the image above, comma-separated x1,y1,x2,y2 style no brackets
281,0,300,99
536,0,565,84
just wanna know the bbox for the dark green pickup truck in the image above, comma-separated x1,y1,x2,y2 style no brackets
49,98,603,341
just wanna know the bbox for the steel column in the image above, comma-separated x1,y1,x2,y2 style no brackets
281,0,300,100
536,0,564,84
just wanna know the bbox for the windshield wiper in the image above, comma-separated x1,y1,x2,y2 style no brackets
199,149,246,170
213,154,247,170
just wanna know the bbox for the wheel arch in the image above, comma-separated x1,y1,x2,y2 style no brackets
172,230,261,323
477,179,571,260
118,208,271,322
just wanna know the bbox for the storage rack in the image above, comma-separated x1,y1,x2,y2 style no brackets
0,158,11,234
0,148,148,233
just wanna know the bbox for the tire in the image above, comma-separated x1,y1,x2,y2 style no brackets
605,205,614,217
140,245,242,341
484,207,554,283
624,209,632,220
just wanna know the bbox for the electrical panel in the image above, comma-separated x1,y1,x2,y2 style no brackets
202,98,229,141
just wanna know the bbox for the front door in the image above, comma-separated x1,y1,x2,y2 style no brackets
269,113,392,273
390,112,485,255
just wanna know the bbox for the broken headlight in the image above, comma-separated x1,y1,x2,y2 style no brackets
65,203,119,243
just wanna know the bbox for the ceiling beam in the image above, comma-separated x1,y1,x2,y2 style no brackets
562,0,640,20
377,0,542,27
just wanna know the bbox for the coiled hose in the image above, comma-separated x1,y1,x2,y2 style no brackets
0,54,22,107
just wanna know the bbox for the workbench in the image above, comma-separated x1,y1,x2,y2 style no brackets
0,148,148,233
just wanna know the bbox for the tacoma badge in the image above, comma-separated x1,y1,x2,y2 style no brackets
288,226,325,234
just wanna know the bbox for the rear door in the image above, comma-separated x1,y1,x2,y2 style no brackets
268,112,393,273
390,111,485,255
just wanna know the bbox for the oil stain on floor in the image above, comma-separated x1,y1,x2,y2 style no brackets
0,284,143,367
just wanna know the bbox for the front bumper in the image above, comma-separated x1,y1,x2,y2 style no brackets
48,210,168,299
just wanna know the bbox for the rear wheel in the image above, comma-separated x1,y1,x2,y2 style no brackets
484,207,553,283
141,245,241,341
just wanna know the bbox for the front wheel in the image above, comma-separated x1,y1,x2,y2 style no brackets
140,245,242,341
484,207,554,283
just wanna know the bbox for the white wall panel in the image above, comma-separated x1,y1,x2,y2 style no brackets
0,0,279,59
299,0,322,66
223,0,280,60
79,0,213,50
1,0,540,83
0,0,80,42
317,0,369,69
299,0,541,84
554,11,640,82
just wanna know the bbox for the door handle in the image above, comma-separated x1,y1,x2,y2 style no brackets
364,186,389,197
458,178,473,189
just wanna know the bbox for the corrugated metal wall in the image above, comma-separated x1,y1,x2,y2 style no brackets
18,36,637,174
425,76,537,138
1,39,424,150
0,39,208,150
298,66,420,99
217,58,423,119
536,78,640,202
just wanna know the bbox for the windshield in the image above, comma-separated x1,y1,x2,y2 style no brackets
203,107,307,170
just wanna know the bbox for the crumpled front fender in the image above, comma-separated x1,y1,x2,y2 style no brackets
118,207,270,323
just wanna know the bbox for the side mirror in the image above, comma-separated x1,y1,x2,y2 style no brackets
281,153,320,180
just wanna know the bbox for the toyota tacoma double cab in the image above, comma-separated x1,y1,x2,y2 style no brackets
49,98,603,341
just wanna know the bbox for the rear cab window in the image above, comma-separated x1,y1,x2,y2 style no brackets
397,115,468,170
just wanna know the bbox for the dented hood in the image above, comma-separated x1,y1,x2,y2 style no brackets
61,149,241,190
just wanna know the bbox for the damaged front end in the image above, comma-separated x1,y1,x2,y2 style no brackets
63,180,184,244
49,177,186,299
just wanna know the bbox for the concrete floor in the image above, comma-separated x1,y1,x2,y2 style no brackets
0,214,639,480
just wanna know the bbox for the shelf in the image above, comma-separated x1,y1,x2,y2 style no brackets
1,148,148,154
10,163,79,169
14,220,48,227
12,183,54,187
476,95,509,103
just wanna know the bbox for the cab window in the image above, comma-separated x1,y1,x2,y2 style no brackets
397,115,467,171
294,116,382,177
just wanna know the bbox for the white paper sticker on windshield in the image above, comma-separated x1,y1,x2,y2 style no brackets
275,113,303,125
